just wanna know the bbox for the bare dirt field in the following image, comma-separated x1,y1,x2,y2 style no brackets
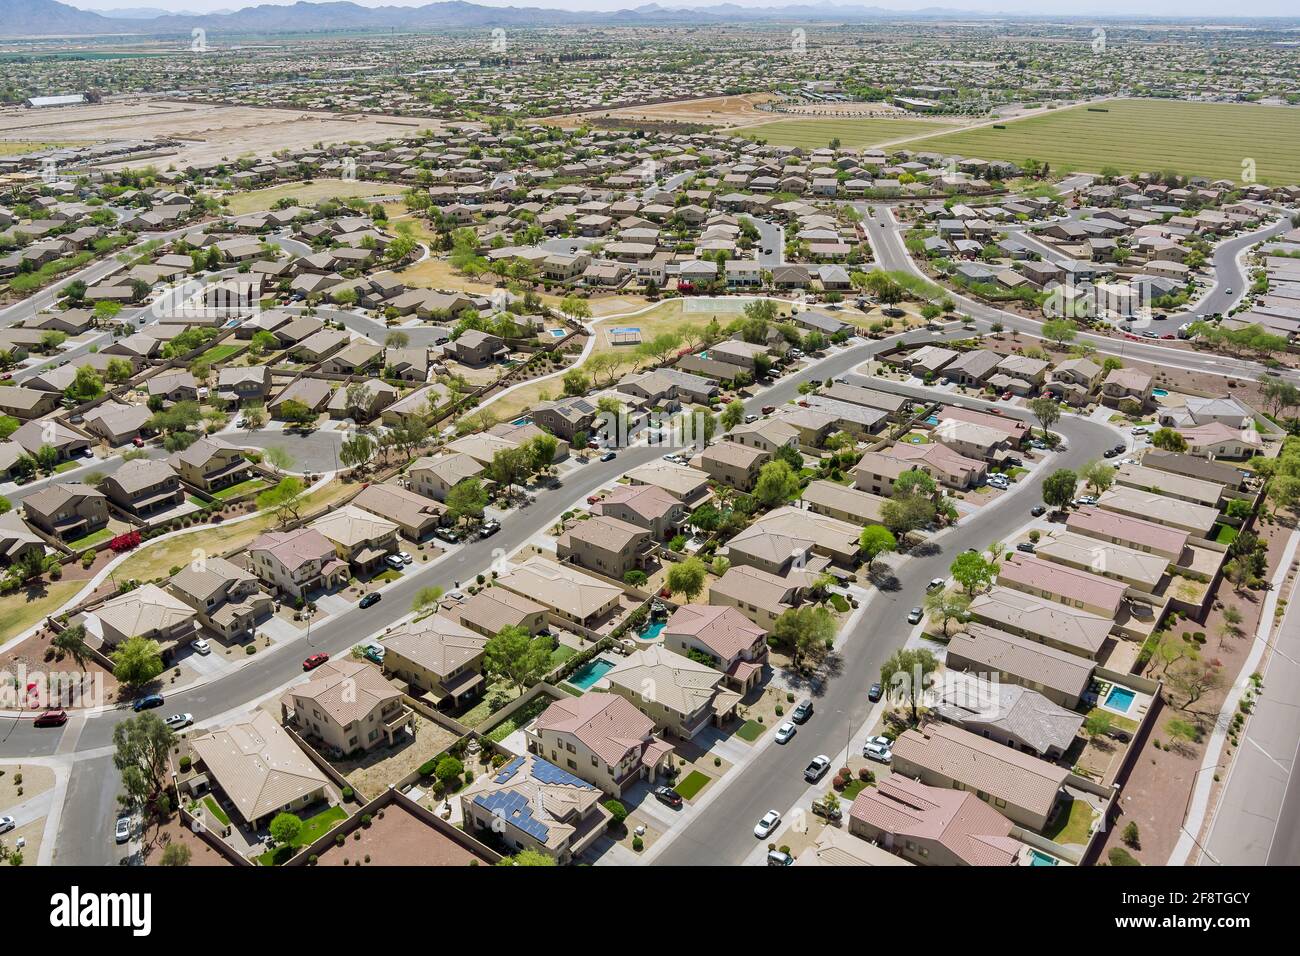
544,92,777,129
0,99,441,170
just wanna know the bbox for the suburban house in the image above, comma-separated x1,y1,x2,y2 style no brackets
353,482,445,541
933,671,1084,759
1096,487,1219,538
496,557,623,630
309,505,400,574
969,586,1113,660
381,615,489,709
624,461,711,503
710,563,804,628
22,482,109,540
189,711,331,829
800,479,887,527
457,587,549,638
79,583,197,650
460,753,611,864
168,555,273,642
997,553,1128,620
283,658,413,755
700,440,770,491
0,512,45,565
246,527,350,600
1067,506,1190,563
169,437,250,492
556,514,654,580
848,775,1026,867
591,483,686,540
407,452,484,501
82,401,151,445
596,644,742,739
446,329,507,366
531,396,598,442
889,721,1070,831
1100,368,1153,411
527,692,675,798
662,603,768,692
944,622,1095,709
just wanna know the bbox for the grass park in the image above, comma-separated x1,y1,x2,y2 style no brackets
736,116,953,149
223,178,406,215
908,99,1300,185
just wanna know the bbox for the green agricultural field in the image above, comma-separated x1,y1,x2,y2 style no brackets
908,99,1300,185
736,117,954,150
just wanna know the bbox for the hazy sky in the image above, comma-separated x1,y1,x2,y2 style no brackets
71,0,1298,19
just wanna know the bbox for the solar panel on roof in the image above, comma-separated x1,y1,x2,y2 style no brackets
530,757,597,790
494,755,525,784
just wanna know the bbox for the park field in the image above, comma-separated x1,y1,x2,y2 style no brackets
223,178,406,215
907,99,1300,185
736,117,955,150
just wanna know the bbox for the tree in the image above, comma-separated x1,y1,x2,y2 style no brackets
489,445,533,496
1028,396,1061,439
64,365,104,404
1081,460,1116,494
269,812,303,847
924,589,970,636
483,625,553,696
445,478,488,524
257,476,306,527
894,468,936,498
112,712,175,809
497,848,556,866
950,552,997,595
111,636,164,688
1084,711,1112,739
859,525,897,566
562,368,590,397
160,842,192,866
1042,318,1077,347
666,556,708,601
881,494,936,536
1167,657,1224,710
52,623,89,667
339,433,375,470
720,399,745,431
753,459,801,509
1150,428,1187,453
277,399,316,428
434,755,464,789
412,586,443,613
1041,468,1078,511
880,648,939,724
526,434,558,473
770,605,836,671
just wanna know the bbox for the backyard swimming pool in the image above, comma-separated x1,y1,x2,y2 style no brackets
1153,388,1169,397
1104,685,1137,714
637,620,666,641
566,657,615,691
1028,849,1060,866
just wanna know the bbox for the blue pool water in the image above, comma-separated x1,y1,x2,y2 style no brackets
1028,849,1059,866
1153,388,1169,397
511,417,531,426
925,415,940,425
638,620,666,642
611,326,641,334
1104,685,1136,714
567,658,615,691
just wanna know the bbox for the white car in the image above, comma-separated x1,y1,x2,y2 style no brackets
987,477,1008,490
1131,426,1148,435
926,578,946,592
385,554,405,571
114,816,131,844
165,713,193,730
0,815,14,834
774,721,796,744
863,736,893,763
398,551,413,565
754,809,782,839
191,638,211,655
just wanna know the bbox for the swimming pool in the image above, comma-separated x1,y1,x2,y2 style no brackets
1028,849,1059,866
547,328,567,338
511,417,531,426
1153,388,1169,397
637,620,666,642
925,415,940,426
1104,685,1137,714
566,657,615,691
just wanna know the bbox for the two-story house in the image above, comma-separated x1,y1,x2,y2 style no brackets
528,693,674,798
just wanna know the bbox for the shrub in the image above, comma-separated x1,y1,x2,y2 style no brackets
603,799,628,825
179,756,191,773
1108,846,1140,866
631,835,644,852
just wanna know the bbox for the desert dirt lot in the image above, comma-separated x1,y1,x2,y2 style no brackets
544,92,778,128
0,99,442,170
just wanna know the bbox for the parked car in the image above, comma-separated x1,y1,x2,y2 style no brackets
653,786,683,809
479,520,500,538
744,413,758,423
398,551,413,564
811,796,843,821
191,638,211,655
774,721,796,744
766,849,794,866
926,578,946,592
1016,542,1037,554
803,755,832,782
907,606,924,625
132,437,145,448
164,713,193,730
302,653,329,671
868,682,883,703
761,405,776,415
114,815,131,844
363,644,385,665
753,809,782,839
385,554,405,572
0,815,14,834
1031,505,1046,517
433,528,461,544
359,593,381,609
132,694,164,712
600,451,617,462
791,699,814,724
33,709,67,727
863,736,893,763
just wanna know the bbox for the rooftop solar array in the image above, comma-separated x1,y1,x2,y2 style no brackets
530,757,598,790
475,790,551,843
494,755,526,784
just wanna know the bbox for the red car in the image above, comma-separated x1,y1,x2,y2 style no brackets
302,653,330,671
1001,391,1013,401
132,437,145,447
586,495,601,505
33,709,68,727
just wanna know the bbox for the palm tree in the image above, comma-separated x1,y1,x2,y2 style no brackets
52,623,89,667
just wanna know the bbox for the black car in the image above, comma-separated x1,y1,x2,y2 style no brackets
359,592,382,609
1031,505,1046,517
868,682,883,703
1016,542,1036,553
653,786,684,809
1103,447,1118,458
791,699,814,724
132,694,164,712
479,521,500,538
600,451,617,462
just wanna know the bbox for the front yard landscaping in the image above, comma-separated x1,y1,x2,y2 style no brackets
735,719,766,742
674,770,711,801
212,477,269,501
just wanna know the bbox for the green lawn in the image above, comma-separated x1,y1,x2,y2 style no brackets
484,693,555,743
736,116,953,150
53,460,80,473
908,99,1300,185
1043,795,1097,847
1214,524,1239,546
202,795,231,826
211,477,268,501
199,344,241,364
829,594,851,613
68,528,112,549
674,770,711,801
549,644,577,669
736,719,766,742
840,778,870,800
257,805,347,865
1086,706,1139,736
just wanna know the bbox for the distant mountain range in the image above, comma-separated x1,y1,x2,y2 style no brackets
2,0,1297,38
